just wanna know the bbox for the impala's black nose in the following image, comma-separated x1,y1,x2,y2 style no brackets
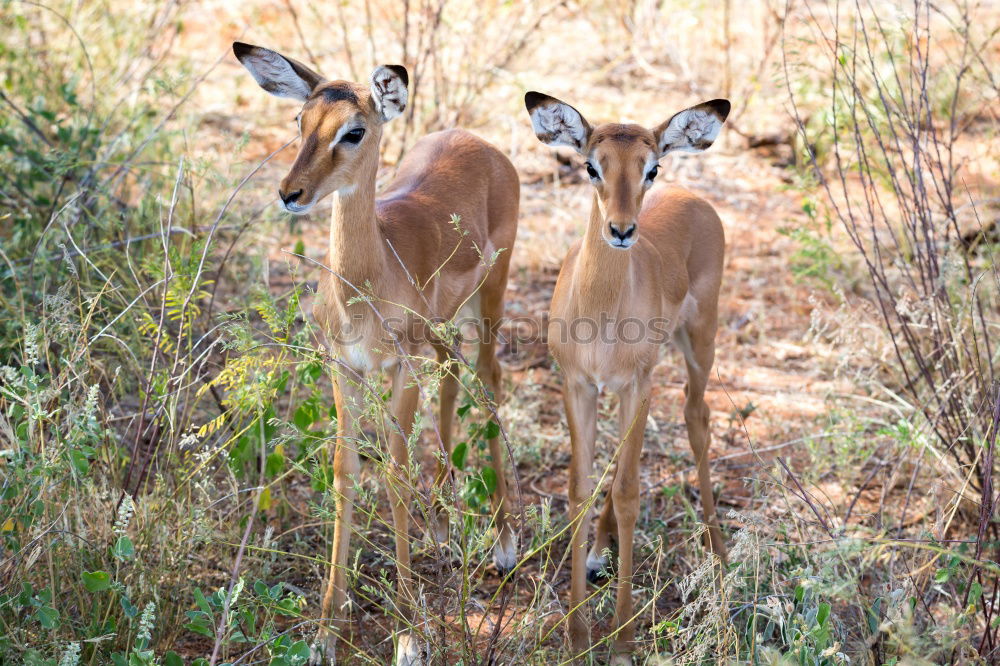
609,222,636,242
279,189,303,205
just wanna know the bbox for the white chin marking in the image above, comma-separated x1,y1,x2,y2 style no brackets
610,654,633,666
493,539,517,572
282,202,313,215
395,633,424,666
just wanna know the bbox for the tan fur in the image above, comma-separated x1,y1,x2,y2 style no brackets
529,99,728,663
236,46,519,663
312,106,520,661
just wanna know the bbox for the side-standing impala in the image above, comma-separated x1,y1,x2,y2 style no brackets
234,43,519,665
523,91,730,664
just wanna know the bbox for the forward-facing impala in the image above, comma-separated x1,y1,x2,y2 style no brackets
234,42,519,665
524,92,730,664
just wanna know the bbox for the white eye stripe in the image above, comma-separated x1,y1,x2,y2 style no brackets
329,124,364,150
585,155,604,180
643,158,659,185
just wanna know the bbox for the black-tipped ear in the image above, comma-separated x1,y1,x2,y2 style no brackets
385,65,408,88
370,65,409,122
704,99,731,122
523,91,592,154
524,91,550,113
232,41,254,60
233,42,324,101
653,98,731,156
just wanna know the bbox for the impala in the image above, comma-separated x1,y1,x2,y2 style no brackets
524,91,730,663
234,42,519,665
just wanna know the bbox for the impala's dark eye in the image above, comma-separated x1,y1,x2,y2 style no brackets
585,162,599,179
646,165,659,181
340,128,365,144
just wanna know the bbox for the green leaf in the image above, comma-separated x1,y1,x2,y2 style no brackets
934,568,949,583
34,605,59,629
287,640,311,663
971,581,984,604
483,420,501,440
163,652,184,666
293,403,315,431
185,620,214,638
265,452,285,477
481,467,498,495
866,597,882,633
69,448,91,474
82,570,111,592
193,587,212,615
113,535,134,561
451,442,468,470
121,595,138,618
816,601,830,626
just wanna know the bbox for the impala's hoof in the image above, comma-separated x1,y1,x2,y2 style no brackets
493,538,517,576
586,551,609,584
395,632,425,666
308,632,336,666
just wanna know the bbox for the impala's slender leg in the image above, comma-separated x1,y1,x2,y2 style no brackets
430,344,459,543
588,472,618,582
681,324,728,562
477,281,517,572
610,379,651,661
384,365,423,665
564,379,598,660
315,377,363,664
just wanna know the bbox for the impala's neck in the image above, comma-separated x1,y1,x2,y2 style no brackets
327,156,387,285
572,193,633,311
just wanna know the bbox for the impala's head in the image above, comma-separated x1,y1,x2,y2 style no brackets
524,92,729,249
234,42,408,214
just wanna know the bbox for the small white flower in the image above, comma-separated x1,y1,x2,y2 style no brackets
136,601,156,645
179,431,200,450
58,642,81,666
83,384,100,422
23,323,41,366
114,494,135,535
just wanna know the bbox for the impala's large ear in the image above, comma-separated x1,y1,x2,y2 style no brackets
653,99,731,156
524,91,592,154
370,65,408,122
233,42,324,101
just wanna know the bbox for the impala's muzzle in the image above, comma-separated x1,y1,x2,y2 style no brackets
278,182,314,214
607,220,638,249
